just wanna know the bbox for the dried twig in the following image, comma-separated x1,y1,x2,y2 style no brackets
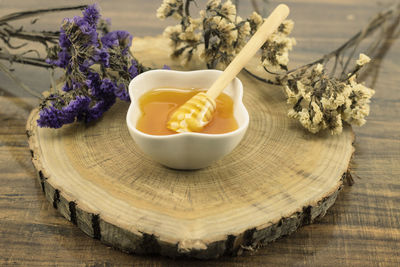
0,52,51,68
0,5,87,24
0,61,42,97
0,4,88,97
358,10,400,86
246,3,400,83
243,67,279,85
2,24,59,44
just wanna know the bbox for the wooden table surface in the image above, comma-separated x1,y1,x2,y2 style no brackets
1,0,399,266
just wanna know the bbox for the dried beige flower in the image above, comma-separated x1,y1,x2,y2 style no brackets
163,24,183,48
157,0,183,20
220,0,236,21
356,53,371,66
249,12,263,34
279,20,294,35
158,0,296,69
281,61,374,134
207,0,220,10
261,19,296,72
179,19,201,43
236,19,251,51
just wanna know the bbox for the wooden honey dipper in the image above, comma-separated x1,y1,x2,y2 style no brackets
167,4,290,133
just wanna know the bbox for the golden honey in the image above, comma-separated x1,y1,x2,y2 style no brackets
136,88,238,135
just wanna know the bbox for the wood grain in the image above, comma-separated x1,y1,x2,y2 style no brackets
1,0,400,266
25,36,354,258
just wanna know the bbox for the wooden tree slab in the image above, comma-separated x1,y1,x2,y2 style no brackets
26,36,354,259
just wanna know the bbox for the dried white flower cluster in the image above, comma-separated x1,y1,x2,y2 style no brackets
200,0,251,68
157,0,296,69
260,19,296,72
283,54,375,134
163,17,202,66
156,0,184,20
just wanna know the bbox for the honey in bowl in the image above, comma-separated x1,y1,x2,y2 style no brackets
136,88,238,135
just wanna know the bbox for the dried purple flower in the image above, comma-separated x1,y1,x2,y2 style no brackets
62,83,72,92
128,59,138,77
59,29,71,49
99,78,118,96
72,16,99,46
79,59,94,72
37,106,65,128
38,96,91,128
114,83,130,101
84,97,116,122
82,3,100,27
93,48,110,67
85,71,102,97
45,50,71,68
39,4,149,129
101,30,132,54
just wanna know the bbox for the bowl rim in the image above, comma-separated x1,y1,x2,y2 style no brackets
126,69,249,139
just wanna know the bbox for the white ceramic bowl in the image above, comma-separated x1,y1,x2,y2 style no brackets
126,69,249,169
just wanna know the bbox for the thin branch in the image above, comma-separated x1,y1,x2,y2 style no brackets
0,52,51,68
0,36,28,49
341,24,368,75
330,55,338,76
3,27,59,44
20,49,41,58
0,5,87,25
263,65,283,75
49,68,56,94
286,3,400,76
243,68,280,85
0,61,42,98
184,0,192,17
358,12,400,85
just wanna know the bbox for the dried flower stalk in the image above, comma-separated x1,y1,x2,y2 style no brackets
157,0,295,70
277,3,400,134
0,5,88,98
281,56,374,134
159,1,400,135
37,4,148,128
0,4,152,128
